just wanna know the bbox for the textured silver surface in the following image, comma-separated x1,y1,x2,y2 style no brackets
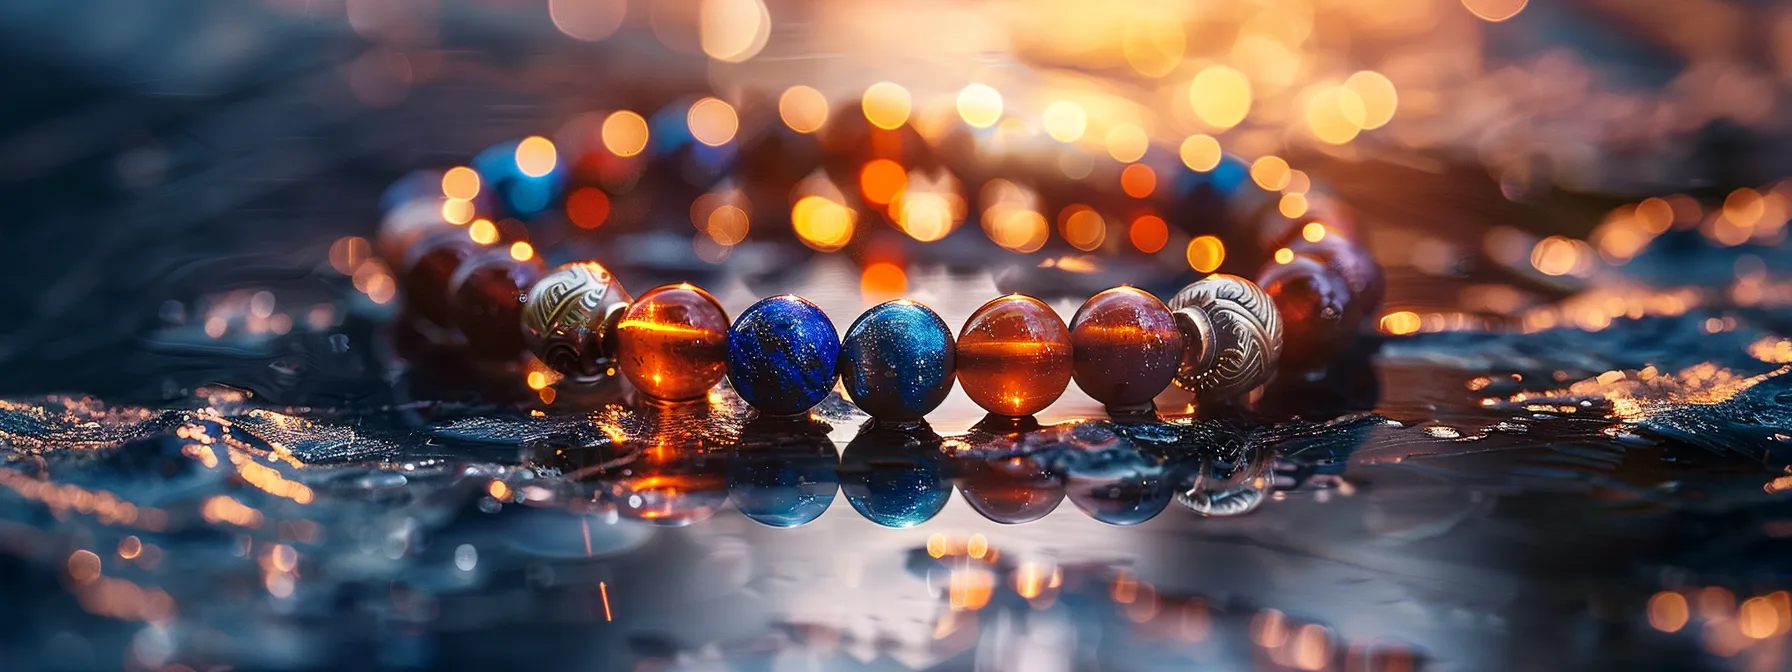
1168,274,1284,403
522,261,633,381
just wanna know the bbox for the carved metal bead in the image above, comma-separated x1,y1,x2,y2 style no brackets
1167,274,1283,403
522,262,633,381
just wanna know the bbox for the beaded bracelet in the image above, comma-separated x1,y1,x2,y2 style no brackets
375,93,1384,422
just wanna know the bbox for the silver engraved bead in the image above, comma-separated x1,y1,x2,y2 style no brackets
522,261,633,381
1167,273,1283,403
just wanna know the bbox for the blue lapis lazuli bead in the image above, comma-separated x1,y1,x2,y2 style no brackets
726,295,841,416
838,300,956,422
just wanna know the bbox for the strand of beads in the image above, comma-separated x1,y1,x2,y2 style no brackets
375,95,1384,420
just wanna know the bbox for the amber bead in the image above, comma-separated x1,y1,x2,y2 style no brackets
447,250,545,358
1068,287,1184,411
616,284,731,401
1259,254,1353,371
400,230,482,326
956,295,1072,417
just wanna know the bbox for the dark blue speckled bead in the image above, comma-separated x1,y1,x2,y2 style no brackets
838,300,956,422
726,295,841,416
838,424,951,528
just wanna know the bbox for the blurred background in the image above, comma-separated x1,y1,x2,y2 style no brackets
4,0,1792,670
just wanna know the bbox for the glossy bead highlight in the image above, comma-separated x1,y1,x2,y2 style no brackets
839,300,957,422
1068,287,1183,411
726,295,841,416
1258,254,1352,371
447,250,545,358
956,295,1072,417
521,261,633,381
617,284,731,401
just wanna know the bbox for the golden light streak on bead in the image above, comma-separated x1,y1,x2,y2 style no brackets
862,82,912,130
515,136,557,177
1186,235,1224,273
1179,134,1221,172
1042,101,1087,142
441,199,475,225
1250,156,1291,190
1279,193,1309,218
687,97,739,147
1188,66,1251,130
1106,123,1149,163
509,241,535,261
1130,214,1168,253
441,166,480,200
698,0,770,63
602,111,650,157
1463,0,1527,22
1120,163,1156,198
1345,71,1398,130
468,219,499,245
778,86,829,133
957,84,1003,129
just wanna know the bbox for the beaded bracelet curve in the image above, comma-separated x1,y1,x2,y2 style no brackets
375,97,1384,421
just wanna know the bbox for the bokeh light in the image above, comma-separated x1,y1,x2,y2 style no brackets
441,166,480,200
792,195,855,252
515,136,557,178
602,111,650,157
549,0,626,42
1188,66,1252,129
1106,123,1149,163
687,97,739,147
699,0,771,63
779,86,829,133
1179,135,1221,172
1251,156,1291,190
1305,86,1366,144
1043,101,1088,143
862,82,913,130
1344,71,1398,130
957,84,1004,129
1129,214,1168,253
1186,235,1225,272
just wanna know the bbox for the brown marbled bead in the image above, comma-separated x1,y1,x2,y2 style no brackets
956,295,1073,417
1068,287,1184,411
400,230,482,326
447,250,545,358
616,284,731,401
1258,253,1353,371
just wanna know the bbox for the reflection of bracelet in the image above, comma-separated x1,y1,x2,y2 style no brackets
376,92,1384,420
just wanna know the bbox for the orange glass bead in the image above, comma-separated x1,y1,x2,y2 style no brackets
956,295,1073,417
616,284,731,401
1068,287,1184,411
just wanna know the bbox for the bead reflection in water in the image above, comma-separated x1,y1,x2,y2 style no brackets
1174,440,1273,517
838,423,952,528
727,417,839,528
953,424,1065,525
1061,423,1172,525
606,406,730,527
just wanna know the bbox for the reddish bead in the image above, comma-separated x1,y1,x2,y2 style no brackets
616,284,731,401
1069,287,1184,411
957,295,1072,417
448,250,545,358
1284,229,1384,329
377,197,455,269
1258,253,1353,371
401,230,482,326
